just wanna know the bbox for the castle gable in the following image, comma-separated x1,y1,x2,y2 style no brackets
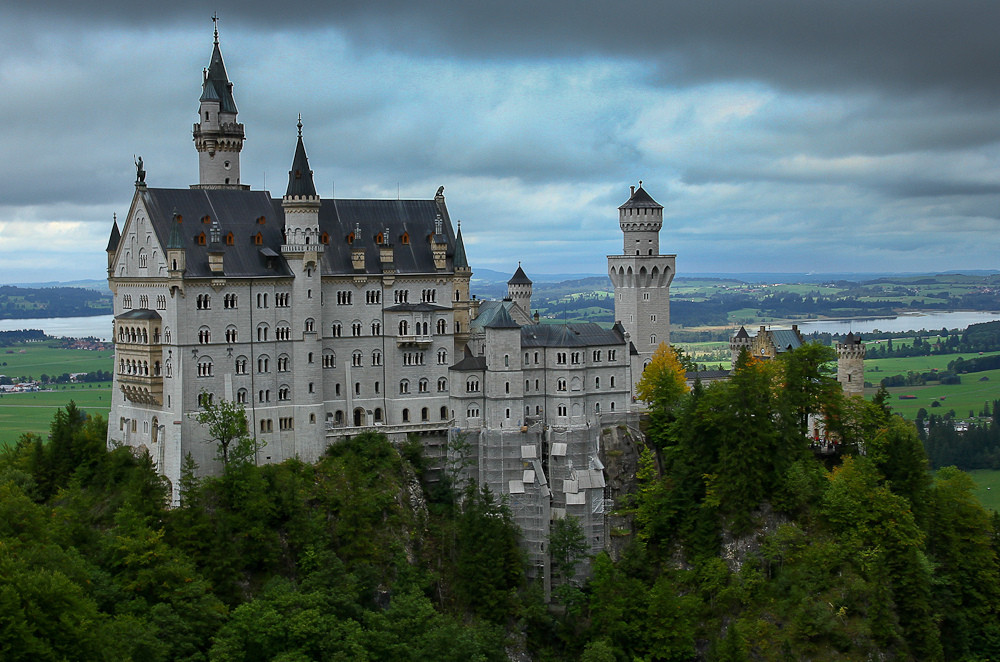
112,196,167,278
143,187,291,278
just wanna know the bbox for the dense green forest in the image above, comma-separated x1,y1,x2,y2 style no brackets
0,286,111,319
2,343,999,661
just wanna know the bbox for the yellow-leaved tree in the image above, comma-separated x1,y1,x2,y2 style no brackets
636,343,689,409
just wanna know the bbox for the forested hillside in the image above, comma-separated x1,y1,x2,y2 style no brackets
2,344,999,661
0,285,111,319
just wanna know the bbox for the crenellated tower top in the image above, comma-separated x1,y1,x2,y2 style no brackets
192,18,247,189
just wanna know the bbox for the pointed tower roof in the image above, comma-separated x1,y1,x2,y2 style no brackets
619,182,663,209
734,326,750,339
201,29,238,113
106,216,121,252
508,263,532,285
485,305,521,329
453,222,469,269
285,116,317,198
166,210,184,249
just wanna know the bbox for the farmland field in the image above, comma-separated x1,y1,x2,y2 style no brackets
0,343,114,446
966,469,1000,513
867,351,1000,420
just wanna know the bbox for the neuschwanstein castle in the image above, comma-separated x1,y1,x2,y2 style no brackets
106,29,675,584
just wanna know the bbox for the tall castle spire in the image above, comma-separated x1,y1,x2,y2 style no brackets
282,116,321,248
192,17,246,189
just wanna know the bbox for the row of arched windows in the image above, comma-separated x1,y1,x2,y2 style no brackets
118,325,159,344
118,358,160,377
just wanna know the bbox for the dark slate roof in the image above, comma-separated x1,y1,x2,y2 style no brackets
273,197,460,276
485,305,520,329
450,346,487,372
142,188,291,278
116,309,161,321
685,369,731,380
770,329,803,353
384,302,448,313
520,322,625,348
843,332,861,345
453,225,469,269
106,221,121,252
201,40,238,113
508,265,532,285
734,326,749,339
619,185,662,209
285,131,316,198
138,187,461,278
470,300,516,332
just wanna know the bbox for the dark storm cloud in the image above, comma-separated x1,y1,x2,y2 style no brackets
3,0,997,98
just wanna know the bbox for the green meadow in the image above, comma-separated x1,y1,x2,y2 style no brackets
866,351,1000,420
967,469,1000,513
0,343,114,446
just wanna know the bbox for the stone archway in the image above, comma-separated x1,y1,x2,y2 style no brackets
353,408,366,427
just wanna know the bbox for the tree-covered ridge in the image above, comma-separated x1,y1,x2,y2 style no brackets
0,409,523,661
0,285,111,319
3,343,1000,661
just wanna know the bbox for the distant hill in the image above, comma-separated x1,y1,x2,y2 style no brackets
0,286,112,319
7,280,110,292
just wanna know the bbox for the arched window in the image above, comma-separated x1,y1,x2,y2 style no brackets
402,408,410,422
466,378,480,393
257,356,269,373
371,321,381,336
236,388,247,404
440,406,448,420
352,351,363,367
418,378,428,393
437,377,447,392
436,319,447,334
398,320,409,335
372,350,382,366
421,407,429,422
399,379,409,394
197,357,213,377
198,326,211,344
322,351,336,368
437,348,448,364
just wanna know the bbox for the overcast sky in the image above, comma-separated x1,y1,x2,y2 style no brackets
0,1,997,283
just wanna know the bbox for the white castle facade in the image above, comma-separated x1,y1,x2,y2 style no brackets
107,31,676,585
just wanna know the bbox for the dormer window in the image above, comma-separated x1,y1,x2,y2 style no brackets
197,232,206,246
253,232,263,245
376,233,384,244
202,215,211,224
226,232,234,246
257,216,266,225
401,232,409,245
320,232,329,245
347,233,354,245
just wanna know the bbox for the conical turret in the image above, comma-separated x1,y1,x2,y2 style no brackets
192,22,245,188
281,116,321,249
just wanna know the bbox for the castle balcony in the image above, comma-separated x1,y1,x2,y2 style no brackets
117,372,163,406
325,420,452,436
396,334,433,347
281,244,324,254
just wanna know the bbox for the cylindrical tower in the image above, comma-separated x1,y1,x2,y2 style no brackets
837,332,866,398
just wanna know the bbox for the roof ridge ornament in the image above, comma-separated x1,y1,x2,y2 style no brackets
212,11,219,45
297,113,302,138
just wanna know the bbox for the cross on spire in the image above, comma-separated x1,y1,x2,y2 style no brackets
212,12,219,44
297,113,303,138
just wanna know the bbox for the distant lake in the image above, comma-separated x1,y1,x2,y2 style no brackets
0,315,114,341
1,310,999,343
777,311,1000,336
